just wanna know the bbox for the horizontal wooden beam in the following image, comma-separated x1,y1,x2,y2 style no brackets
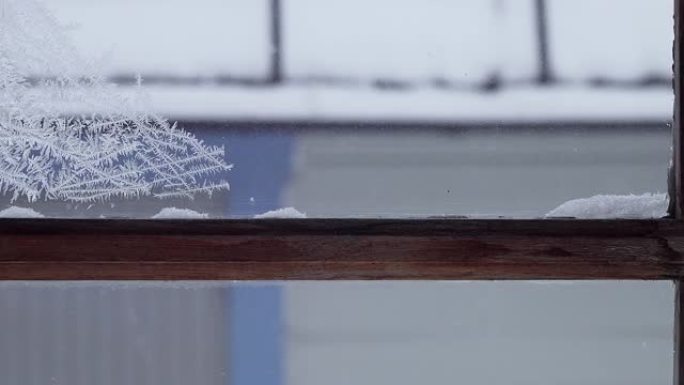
0,219,683,280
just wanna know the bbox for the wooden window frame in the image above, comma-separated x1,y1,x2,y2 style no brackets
1,1,683,383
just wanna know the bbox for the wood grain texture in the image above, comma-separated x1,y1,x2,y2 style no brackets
0,219,683,280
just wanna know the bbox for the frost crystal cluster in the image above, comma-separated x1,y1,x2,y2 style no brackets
0,0,231,202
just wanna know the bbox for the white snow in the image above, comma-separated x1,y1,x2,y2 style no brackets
254,207,307,219
40,0,673,83
151,207,209,219
548,0,673,81
41,0,270,78
0,206,45,218
545,193,668,219
27,0,675,123
285,0,536,83
52,84,673,122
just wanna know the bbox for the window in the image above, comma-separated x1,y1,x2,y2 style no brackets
0,0,673,218
0,1,682,385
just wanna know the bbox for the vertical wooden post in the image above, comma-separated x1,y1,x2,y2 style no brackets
269,0,283,84
534,0,553,84
674,1,683,385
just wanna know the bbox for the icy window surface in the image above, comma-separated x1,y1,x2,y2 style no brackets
0,0,231,205
0,0,673,218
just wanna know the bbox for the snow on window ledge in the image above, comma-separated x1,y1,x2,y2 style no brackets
545,193,668,219
254,207,307,219
0,206,45,218
151,207,209,219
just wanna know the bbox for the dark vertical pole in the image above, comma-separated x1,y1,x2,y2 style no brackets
675,0,684,219
674,1,683,385
534,0,553,84
269,0,283,84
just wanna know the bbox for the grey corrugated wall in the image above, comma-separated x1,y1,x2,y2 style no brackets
0,283,229,385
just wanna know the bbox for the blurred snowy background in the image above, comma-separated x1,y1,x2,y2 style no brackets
8,0,675,218
43,0,672,90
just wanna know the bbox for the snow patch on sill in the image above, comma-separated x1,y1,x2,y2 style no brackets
152,207,209,219
254,207,307,219
545,193,668,219
0,206,45,218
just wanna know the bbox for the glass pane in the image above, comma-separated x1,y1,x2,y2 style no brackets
0,0,673,218
0,281,674,385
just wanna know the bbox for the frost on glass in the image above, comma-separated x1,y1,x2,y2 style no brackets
0,0,231,204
